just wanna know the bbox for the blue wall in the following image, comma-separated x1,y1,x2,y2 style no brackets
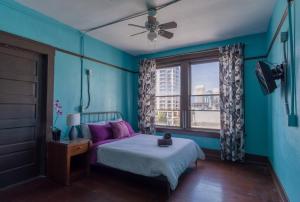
139,33,269,155
3,1,299,200
0,0,139,138
266,0,300,201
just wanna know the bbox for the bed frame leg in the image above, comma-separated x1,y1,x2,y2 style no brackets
165,181,171,199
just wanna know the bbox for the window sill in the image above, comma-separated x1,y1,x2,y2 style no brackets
155,127,220,139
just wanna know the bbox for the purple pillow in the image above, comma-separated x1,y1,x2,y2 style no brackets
124,121,135,136
110,121,130,139
88,124,113,143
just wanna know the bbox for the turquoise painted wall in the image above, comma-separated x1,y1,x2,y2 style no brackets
0,0,139,138
139,33,269,155
266,0,300,201
3,3,299,200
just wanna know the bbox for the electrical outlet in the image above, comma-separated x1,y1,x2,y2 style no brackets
281,32,288,43
79,105,84,112
288,114,298,127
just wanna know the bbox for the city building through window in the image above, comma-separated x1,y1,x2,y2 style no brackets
154,50,220,136
190,62,220,129
155,66,181,127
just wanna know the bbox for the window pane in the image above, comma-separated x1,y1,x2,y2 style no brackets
191,111,220,129
191,62,219,95
155,110,180,127
190,95,220,110
155,96,180,110
155,66,181,127
190,61,220,130
156,66,181,96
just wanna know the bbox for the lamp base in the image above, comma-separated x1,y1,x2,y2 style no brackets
69,126,78,140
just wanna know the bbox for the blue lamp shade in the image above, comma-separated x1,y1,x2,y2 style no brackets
67,113,80,140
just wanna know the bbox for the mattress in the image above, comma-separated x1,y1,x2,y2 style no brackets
96,134,205,190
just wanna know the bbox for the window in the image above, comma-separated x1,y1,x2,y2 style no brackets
190,62,220,130
154,50,220,136
155,66,181,127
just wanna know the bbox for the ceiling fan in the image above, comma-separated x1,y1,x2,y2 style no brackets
128,9,177,42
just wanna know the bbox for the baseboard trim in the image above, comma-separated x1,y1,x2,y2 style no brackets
268,161,289,202
202,148,289,201
202,148,220,161
202,148,269,166
245,153,269,166
0,175,46,191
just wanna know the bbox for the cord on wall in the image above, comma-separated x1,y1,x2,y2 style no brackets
84,69,92,110
79,33,85,112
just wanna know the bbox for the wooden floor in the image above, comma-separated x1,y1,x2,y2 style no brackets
0,160,280,202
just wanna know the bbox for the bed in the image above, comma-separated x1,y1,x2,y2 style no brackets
81,111,205,192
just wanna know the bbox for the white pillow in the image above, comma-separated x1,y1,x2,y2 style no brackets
80,121,107,139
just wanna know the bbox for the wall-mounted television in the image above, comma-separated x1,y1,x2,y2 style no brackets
255,61,284,95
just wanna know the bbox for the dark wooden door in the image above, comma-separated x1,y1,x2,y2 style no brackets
0,44,46,188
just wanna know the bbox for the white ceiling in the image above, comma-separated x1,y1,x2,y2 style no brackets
16,0,276,56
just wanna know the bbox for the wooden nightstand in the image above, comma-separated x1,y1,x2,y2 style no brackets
47,138,91,185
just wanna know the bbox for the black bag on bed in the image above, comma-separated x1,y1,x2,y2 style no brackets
158,133,172,147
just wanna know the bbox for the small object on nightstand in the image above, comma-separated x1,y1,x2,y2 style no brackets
47,139,91,185
52,129,61,141
67,113,80,140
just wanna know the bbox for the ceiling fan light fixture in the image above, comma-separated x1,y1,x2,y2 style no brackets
147,31,157,41
129,8,176,41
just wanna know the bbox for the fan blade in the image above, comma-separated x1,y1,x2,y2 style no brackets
158,30,174,39
159,21,177,29
128,24,146,29
130,31,147,37
148,16,156,25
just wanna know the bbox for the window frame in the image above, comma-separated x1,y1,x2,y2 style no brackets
155,49,220,138
155,63,182,128
188,59,220,130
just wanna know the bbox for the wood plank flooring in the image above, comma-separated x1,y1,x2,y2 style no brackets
0,160,280,202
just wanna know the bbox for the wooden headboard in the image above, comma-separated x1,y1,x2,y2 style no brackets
81,111,123,124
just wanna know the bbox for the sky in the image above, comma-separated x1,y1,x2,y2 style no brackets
155,61,219,96
191,61,219,94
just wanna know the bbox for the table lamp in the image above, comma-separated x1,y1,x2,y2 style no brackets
67,113,80,140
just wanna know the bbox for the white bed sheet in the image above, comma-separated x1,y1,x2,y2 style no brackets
96,134,205,190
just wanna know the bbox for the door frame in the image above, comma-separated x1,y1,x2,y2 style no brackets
0,31,55,175
0,30,55,141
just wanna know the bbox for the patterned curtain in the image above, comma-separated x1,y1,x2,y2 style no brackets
138,59,156,134
219,44,245,162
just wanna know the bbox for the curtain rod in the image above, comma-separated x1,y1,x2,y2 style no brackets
152,48,219,60
151,47,266,62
